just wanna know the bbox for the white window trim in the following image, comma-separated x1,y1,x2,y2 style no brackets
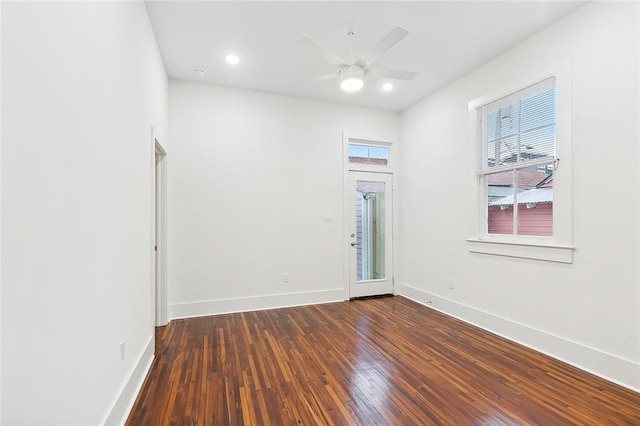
467,61,574,263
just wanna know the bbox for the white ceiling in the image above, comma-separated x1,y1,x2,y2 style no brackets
145,1,586,112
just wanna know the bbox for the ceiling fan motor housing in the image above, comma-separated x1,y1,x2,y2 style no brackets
340,64,364,80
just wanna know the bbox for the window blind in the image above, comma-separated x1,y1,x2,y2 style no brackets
483,77,556,170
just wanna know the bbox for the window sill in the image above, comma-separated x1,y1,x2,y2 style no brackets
466,239,574,263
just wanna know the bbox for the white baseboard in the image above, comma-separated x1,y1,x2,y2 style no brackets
102,336,155,426
169,288,346,320
400,283,640,393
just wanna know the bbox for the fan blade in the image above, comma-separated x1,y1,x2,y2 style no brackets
357,26,409,68
309,72,339,82
292,72,339,86
366,68,417,80
298,35,347,67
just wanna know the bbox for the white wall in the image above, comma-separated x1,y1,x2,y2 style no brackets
399,2,640,390
168,80,399,318
0,1,3,421
1,2,167,424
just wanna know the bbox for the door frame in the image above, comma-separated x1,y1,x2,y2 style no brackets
151,125,168,327
342,132,397,300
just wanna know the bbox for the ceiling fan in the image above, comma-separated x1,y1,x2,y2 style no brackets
298,23,417,93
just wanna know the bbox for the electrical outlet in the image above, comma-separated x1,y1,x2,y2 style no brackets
448,278,455,289
283,273,289,284
120,340,126,361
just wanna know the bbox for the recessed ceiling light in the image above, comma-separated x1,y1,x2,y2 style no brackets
194,69,206,77
382,83,393,92
225,54,240,65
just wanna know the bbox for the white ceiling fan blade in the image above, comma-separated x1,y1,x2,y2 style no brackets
292,72,339,87
366,68,417,80
357,26,409,68
309,72,340,82
298,35,347,67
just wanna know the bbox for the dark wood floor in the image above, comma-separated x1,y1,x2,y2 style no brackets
127,296,640,425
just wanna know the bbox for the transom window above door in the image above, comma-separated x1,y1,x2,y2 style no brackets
348,143,390,166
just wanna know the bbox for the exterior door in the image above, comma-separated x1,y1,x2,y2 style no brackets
348,171,393,298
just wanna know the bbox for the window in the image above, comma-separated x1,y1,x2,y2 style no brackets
468,65,573,263
355,181,386,281
348,143,389,166
478,77,556,238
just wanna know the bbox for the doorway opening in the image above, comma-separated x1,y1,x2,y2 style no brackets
152,130,167,329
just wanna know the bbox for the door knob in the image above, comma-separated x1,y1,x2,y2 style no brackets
351,242,360,247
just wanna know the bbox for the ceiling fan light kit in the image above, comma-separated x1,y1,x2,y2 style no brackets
340,64,365,92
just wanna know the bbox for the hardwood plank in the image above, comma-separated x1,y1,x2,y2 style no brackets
127,297,640,425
